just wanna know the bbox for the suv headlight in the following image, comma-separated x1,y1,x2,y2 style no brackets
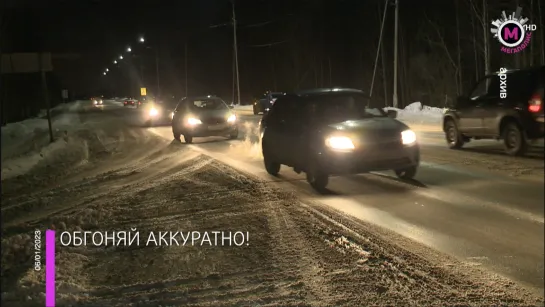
149,108,159,116
227,114,236,123
401,129,416,145
325,136,355,151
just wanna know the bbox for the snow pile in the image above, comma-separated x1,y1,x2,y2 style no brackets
234,104,253,111
36,100,90,118
0,110,150,182
385,102,445,125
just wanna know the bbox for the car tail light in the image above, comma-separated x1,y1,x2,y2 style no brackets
528,94,543,113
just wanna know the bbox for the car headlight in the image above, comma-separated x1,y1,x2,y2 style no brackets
227,114,236,123
149,108,159,116
325,136,355,151
401,129,416,145
187,117,202,125
93,100,98,105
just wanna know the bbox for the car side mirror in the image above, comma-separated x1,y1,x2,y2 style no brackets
386,109,397,118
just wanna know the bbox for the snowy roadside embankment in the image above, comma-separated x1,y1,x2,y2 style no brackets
385,102,444,130
36,100,89,119
234,104,253,111
1,108,167,195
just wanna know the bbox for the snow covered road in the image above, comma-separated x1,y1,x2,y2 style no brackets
1,102,543,306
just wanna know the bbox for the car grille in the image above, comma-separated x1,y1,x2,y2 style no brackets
357,137,402,153
375,140,402,150
202,117,226,125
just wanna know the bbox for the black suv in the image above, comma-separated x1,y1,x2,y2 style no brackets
443,66,544,156
260,88,420,192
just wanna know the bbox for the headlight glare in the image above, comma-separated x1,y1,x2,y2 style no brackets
325,136,355,151
401,129,416,145
227,114,236,122
149,108,158,116
187,117,202,125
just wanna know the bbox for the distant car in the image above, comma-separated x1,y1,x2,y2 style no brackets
443,65,544,156
141,97,178,126
260,88,420,192
91,97,103,105
171,95,239,143
123,98,140,107
253,91,285,115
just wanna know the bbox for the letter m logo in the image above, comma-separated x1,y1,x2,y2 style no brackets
503,27,519,40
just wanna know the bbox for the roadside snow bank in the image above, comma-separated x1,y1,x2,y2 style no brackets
0,110,162,184
36,100,90,118
234,104,253,111
385,102,445,126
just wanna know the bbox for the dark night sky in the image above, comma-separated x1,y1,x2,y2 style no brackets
3,0,397,99
2,0,543,102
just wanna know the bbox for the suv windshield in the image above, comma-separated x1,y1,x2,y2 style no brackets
309,93,385,123
189,98,227,110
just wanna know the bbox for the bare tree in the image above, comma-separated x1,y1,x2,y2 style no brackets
470,1,480,80
482,0,490,80
455,0,463,94
530,0,534,66
425,14,460,94
538,0,545,64
469,0,490,84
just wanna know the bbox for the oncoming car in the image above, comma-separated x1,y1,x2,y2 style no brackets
91,97,103,105
253,91,285,115
260,88,420,191
171,95,239,143
141,97,178,126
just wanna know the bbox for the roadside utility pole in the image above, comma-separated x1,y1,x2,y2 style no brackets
185,42,188,97
392,0,399,108
155,47,160,98
369,0,389,103
39,53,54,143
232,0,241,105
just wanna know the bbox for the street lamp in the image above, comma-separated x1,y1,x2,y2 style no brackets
103,72,107,75
127,47,131,52
113,60,117,64
119,55,123,60
106,68,109,72
137,36,161,98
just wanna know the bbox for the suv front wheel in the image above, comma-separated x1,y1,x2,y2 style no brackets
445,120,465,149
262,144,280,176
503,122,528,156
306,159,328,192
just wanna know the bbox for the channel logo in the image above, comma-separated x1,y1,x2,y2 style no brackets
490,6,537,54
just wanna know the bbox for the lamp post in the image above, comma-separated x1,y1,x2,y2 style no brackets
139,36,160,99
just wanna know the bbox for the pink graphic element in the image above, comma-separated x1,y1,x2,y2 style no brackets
503,27,519,40
45,230,55,307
